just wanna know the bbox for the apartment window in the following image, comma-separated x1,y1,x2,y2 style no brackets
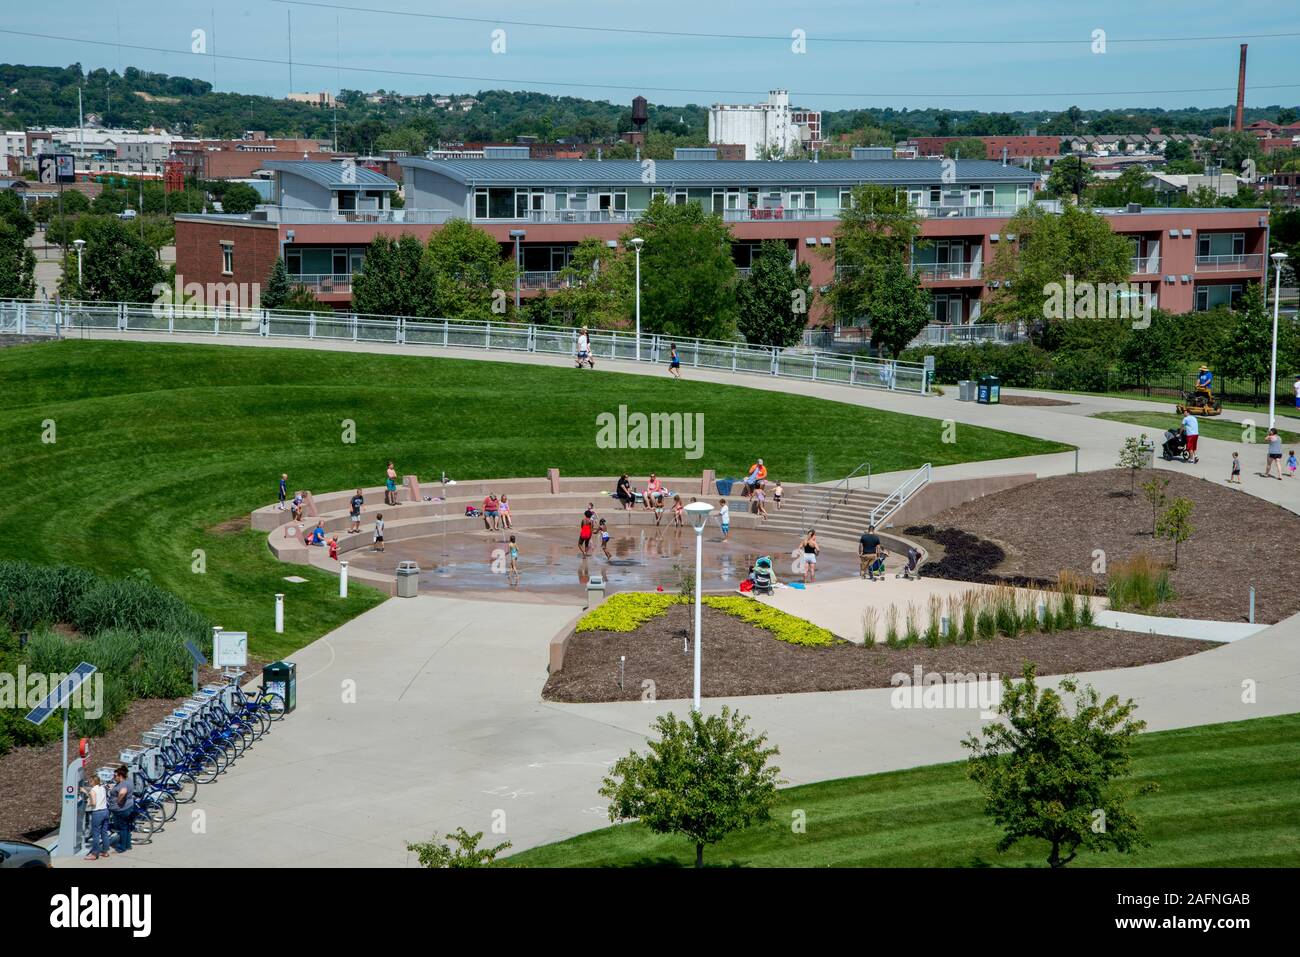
515,189,544,217
907,189,924,208
1198,232,1245,258
839,188,853,209
1016,187,1030,205
286,248,302,275
929,187,942,204
220,241,233,275
672,191,689,205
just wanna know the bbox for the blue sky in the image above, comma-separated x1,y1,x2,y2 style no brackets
2,0,1298,112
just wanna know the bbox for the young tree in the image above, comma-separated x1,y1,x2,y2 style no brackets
600,706,782,868
1044,155,1094,200
406,828,511,868
0,190,35,240
866,258,932,357
735,240,812,347
962,663,1157,869
626,195,738,341
425,218,517,322
0,220,37,299
352,233,438,317
1156,497,1194,568
57,214,166,302
547,236,632,328
1117,310,1182,391
1140,475,1170,537
280,284,329,313
261,257,292,311
1214,283,1274,400
1115,435,1152,495
943,137,988,160
220,182,262,214
827,183,924,330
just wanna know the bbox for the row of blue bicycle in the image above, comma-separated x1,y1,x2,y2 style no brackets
111,671,286,842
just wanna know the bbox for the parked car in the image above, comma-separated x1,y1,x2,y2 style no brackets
0,839,52,868
117,208,137,221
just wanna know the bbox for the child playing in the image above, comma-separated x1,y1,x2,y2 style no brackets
373,513,385,552
1228,452,1242,485
291,492,304,524
507,535,520,585
718,498,730,541
753,486,768,520
278,473,288,510
653,496,664,526
1288,451,1297,477
328,535,339,561
772,481,783,510
598,519,612,559
499,494,513,529
671,495,684,527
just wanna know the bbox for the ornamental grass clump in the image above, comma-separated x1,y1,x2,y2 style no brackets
924,595,943,647
884,605,900,648
861,607,880,647
1106,553,1173,613
903,603,921,646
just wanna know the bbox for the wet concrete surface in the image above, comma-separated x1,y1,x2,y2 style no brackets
344,521,862,597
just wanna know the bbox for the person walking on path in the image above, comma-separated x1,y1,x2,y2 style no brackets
799,529,820,584
1228,452,1242,485
1264,428,1284,479
349,489,364,534
1181,411,1200,464
385,461,399,506
718,499,730,541
576,326,595,369
1293,375,1300,411
109,765,134,854
84,775,110,860
668,344,681,379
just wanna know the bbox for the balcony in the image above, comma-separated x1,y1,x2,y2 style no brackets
914,204,1023,219
721,207,838,222
479,209,639,225
1194,254,1264,273
519,270,569,291
289,273,352,294
1130,256,1161,275
911,261,982,281
253,206,455,225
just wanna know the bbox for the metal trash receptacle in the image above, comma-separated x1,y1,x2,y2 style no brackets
396,560,420,598
586,574,606,610
262,660,297,714
977,375,1001,404
958,380,974,401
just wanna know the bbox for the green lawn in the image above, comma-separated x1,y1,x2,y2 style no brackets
0,340,1066,659
505,713,1300,868
1092,410,1300,445
1028,386,1299,418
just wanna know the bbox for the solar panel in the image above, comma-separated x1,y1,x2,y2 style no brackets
24,662,98,726
183,640,209,666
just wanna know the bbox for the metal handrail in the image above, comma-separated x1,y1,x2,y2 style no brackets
869,463,932,528
820,461,872,519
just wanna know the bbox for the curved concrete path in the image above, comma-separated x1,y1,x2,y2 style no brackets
44,329,1300,866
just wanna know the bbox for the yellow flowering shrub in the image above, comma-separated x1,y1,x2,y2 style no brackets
702,596,838,647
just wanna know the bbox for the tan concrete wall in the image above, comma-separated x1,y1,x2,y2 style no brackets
889,473,1037,528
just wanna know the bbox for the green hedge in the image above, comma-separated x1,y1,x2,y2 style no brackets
900,342,1054,387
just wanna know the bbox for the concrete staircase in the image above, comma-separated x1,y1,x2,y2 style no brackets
758,485,892,546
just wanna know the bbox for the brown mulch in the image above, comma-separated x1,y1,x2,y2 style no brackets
207,515,251,535
542,603,1212,704
997,395,1078,407
908,468,1300,624
0,662,265,843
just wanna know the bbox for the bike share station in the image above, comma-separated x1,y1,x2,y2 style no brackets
31,629,298,859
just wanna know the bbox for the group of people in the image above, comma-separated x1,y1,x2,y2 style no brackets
479,493,514,531
79,766,135,861
575,326,683,379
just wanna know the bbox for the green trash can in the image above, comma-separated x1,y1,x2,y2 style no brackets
977,375,1001,405
262,660,297,714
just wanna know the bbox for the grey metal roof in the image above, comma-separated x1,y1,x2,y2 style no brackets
398,157,1039,188
264,160,397,190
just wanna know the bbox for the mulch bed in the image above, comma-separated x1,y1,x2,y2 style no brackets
906,468,1300,623
542,603,1211,704
997,395,1078,407
0,662,263,843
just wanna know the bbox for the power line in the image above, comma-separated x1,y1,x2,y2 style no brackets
4,28,1300,100
268,0,1300,47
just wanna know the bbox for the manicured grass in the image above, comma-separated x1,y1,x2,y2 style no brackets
1092,410,1300,445
0,340,1066,659
505,713,1300,867
1031,386,1299,418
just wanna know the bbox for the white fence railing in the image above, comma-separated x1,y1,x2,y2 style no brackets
0,299,932,395
908,322,1025,347
870,462,932,528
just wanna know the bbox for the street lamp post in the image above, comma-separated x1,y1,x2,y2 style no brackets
73,238,85,288
509,229,526,313
684,501,714,712
1269,251,1288,429
438,472,456,576
629,236,644,361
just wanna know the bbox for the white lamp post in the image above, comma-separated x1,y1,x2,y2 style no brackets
509,229,526,312
73,238,85,287
630,236,644,361
438,472,456,576
684,501,714,712
1269,251,1288,429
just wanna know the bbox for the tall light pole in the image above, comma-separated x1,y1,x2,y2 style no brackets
629,236,644,361
1269,251,1288,428
509,229,526,313
73,238,85,288
684,501,714,712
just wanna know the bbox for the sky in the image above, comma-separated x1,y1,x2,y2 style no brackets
1,0,1298,113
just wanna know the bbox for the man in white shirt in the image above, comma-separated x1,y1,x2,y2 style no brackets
1293,375,1300,410
576,326,594,369
1181,412,1199,463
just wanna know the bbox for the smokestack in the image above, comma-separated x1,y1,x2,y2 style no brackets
1235,44,1247,132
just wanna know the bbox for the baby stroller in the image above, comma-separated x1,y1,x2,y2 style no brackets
1161,428,1190,462
895,547,922,580
751,556,775,596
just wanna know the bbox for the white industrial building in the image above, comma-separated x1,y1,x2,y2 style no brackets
708,90,821,160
